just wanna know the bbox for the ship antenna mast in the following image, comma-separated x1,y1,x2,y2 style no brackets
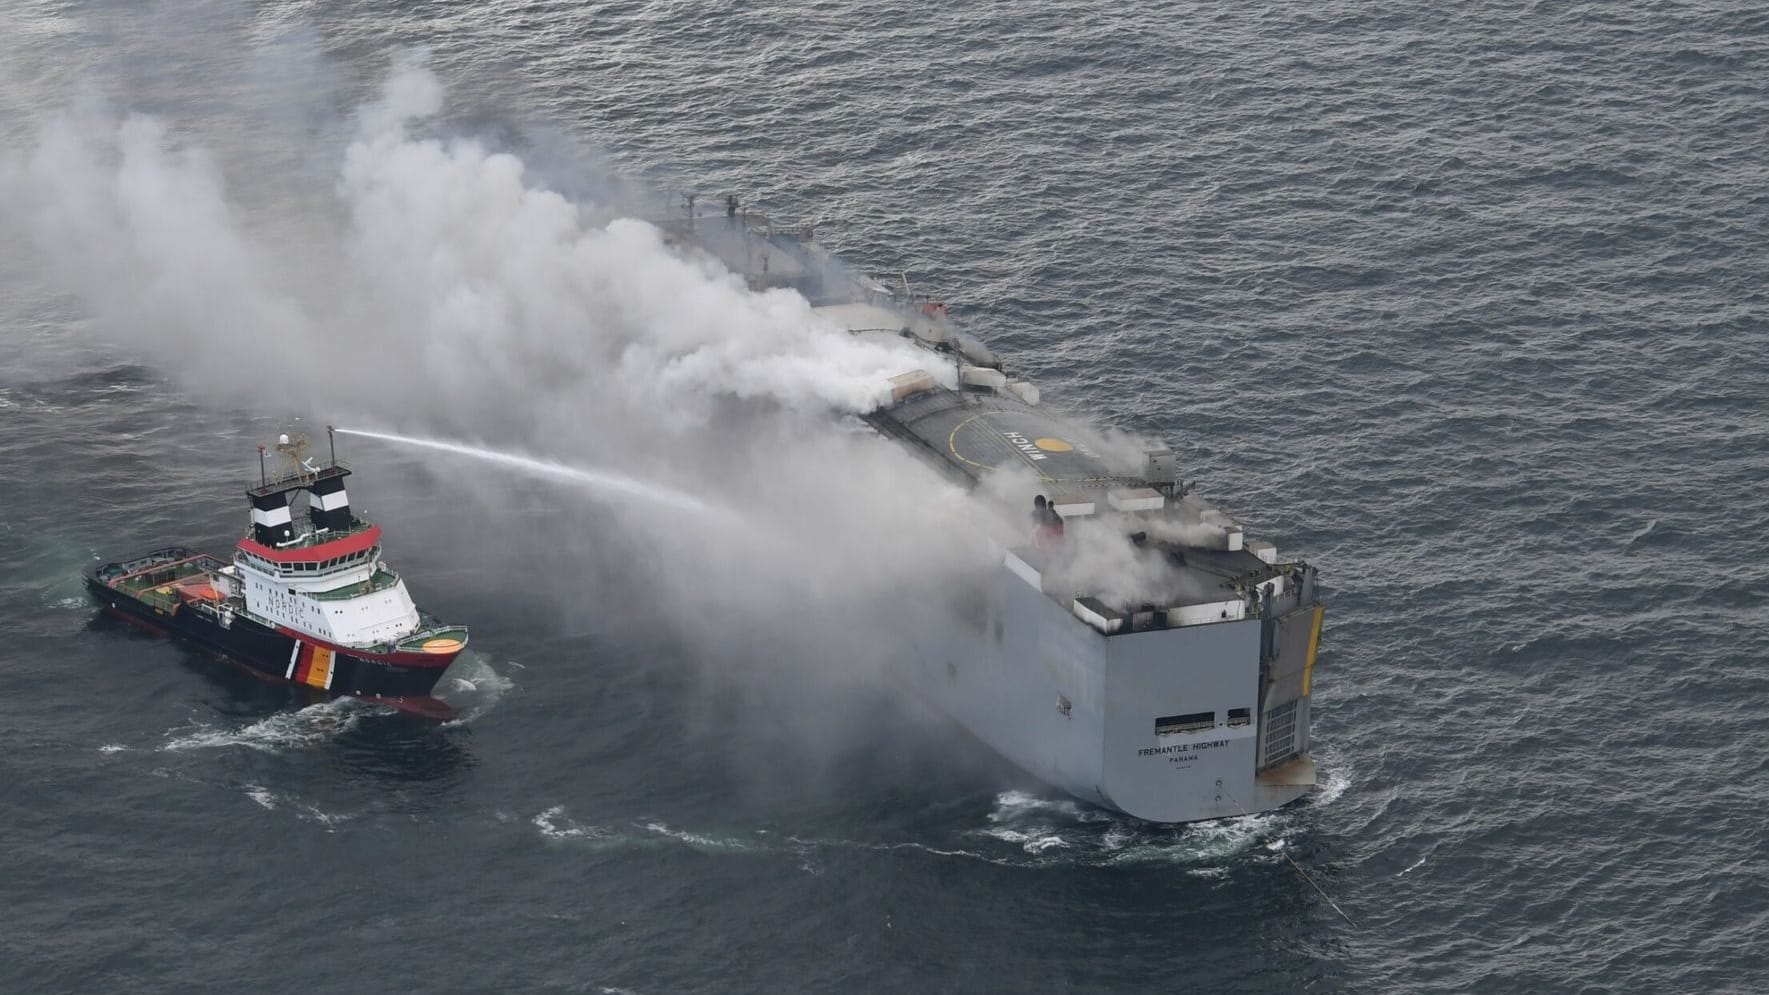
257,445,268,487
326,424,337,468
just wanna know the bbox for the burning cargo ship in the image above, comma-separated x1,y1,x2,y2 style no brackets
664,196,1326,823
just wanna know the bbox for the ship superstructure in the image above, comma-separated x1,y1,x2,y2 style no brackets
86,429,468,718
665,196,1326,822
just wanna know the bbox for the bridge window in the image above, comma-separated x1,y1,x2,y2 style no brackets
1155,711,1215,735
1228,707,1251,727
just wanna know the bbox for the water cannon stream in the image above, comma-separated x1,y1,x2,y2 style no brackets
333,427,723,517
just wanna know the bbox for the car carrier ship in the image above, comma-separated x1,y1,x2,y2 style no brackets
664,196,1327,823
85,429,468,719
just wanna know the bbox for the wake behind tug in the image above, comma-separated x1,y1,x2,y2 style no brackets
85,428,469,720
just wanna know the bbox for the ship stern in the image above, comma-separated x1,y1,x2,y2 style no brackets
1096,601,1322,823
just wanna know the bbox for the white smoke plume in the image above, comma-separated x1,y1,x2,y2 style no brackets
0,36,1200,794
4,51,946,427
0,48,1004,688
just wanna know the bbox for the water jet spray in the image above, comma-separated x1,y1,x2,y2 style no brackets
334,427,719,516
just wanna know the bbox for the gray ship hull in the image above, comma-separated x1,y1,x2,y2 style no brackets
662,198,1328,824
905,551,1323,824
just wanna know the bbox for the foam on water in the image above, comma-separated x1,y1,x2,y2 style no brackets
532,805,614,841
242,786,354,830
434,652,515,724
967,788,1336,868
641,821,758,852
1310,756,1353,808
161,697,384,753
516,789,1323,872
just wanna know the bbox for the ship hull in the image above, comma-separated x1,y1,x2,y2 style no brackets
902,557,1323,824
85,572,460,720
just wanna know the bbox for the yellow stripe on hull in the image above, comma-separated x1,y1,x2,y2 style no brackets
305,646,334,690
1301,606,1325,697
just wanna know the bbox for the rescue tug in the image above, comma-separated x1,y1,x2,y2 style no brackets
85,428,468,719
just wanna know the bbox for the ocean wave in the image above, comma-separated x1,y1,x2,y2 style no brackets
161,697,384,753
532,805,615,842
239,785,354,830
436,653,516,724
641,821,758,852
518,788,1330,873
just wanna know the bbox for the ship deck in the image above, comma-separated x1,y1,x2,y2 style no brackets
870,389,1304,619
91,549,230,613
868,390,1137,490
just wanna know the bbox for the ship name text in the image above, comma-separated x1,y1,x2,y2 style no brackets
1139,738,1231,757
1001,431,1048,461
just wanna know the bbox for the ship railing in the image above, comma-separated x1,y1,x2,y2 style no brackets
107,553,215,589
261,519,376,553
250,460,351,496
398,623,468,646
347,623,468,656
306,568,400,601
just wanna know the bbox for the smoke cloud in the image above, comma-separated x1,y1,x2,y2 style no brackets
0,48,1004,695
1,37,1202,799
4,52,946,427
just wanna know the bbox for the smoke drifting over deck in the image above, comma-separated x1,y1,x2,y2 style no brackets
0,49,1012,678
1,38,1215,731
6,53,945,423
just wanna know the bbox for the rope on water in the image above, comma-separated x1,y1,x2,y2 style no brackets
1230,795,1359,929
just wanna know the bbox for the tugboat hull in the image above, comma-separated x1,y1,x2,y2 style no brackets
85,550,461,720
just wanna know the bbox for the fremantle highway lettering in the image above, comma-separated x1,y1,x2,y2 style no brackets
1139,738,1232,761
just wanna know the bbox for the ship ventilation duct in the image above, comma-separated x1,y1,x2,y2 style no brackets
888,370,938,403
1145,446,1178,490
960,365,1008,390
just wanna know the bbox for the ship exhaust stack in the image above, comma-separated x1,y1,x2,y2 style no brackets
308,474,352,532
249,490,294,546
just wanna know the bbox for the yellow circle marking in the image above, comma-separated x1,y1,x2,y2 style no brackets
421,638,463,654
1034,437,1073,452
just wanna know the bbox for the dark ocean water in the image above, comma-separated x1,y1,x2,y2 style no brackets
4,1,1769,992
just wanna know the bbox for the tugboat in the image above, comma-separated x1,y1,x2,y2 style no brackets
85,427,468,719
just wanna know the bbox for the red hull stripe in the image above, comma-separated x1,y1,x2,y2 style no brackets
238,524,383,564
294,643,314,685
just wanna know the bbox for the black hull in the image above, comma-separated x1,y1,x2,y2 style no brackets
86,577,458,720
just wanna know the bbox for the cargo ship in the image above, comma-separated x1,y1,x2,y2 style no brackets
665,196,1325,823
85,428,468,719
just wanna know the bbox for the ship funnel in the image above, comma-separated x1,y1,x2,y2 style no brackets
249,489,294,546
307,473,353,532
